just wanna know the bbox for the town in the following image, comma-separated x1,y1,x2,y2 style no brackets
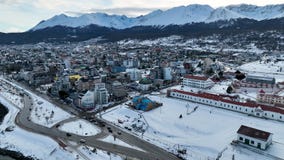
0,37,284,160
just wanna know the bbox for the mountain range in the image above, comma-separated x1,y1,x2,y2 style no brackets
31,4,284,31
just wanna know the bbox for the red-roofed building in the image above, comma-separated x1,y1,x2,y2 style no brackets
257,90,284,107
167,89,284,122
182,75,214,89
237,125,272,150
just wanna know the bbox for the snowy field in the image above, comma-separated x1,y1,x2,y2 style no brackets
0,85,24,109
102,95,284,160
59,119,100,136
30,95,73,128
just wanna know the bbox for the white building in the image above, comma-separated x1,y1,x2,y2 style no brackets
167,89,284,122
182,75,214,89
163,67,172,80
126,68,142,81
237,125,272,150
80,90,95,110
94,83,109,105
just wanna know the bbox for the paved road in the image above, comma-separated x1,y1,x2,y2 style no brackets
1,78,180,160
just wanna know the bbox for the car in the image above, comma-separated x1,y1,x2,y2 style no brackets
107,127,111,130
117,131,122,135
108,129,113,133
80,139,86,143
66,133,72,137
56,124,60,128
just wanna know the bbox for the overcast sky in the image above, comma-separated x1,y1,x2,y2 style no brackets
0,0,283,33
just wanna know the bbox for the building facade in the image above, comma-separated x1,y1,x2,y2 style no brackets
257,90,284,106
182,75,214,89
237,125,272,150
94,83,109,105
167,89,284,122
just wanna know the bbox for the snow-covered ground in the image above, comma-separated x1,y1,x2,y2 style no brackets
0,95,76,160
100,135,144,152
78,146,123,160
59,119,100,136
0,77,73,128
101,95,284,160
30,95,73,128
0,85,24,109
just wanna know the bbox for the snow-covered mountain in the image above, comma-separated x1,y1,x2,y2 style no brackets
30,4,284,31
135,4,214,26
226,4,284,20
32,13,136,30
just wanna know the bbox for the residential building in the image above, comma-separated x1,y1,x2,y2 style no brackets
237,125,272,150
138,78,152,91
94,83,109,105
163,67,172,80
182,75,214,89
257,90,284,106
126,68,142,81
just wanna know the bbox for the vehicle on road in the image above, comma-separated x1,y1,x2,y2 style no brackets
80,139,86,143
66,133,72,137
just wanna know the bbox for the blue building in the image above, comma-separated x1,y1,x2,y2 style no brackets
131,96,161,111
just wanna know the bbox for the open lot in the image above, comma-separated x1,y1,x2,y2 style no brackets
102,94,284,159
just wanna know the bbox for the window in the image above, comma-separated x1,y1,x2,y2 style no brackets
239,137,243,141
280,116,282,119
272,114,274,118
251,140,254,144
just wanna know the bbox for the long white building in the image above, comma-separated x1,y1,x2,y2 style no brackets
167,89,284,122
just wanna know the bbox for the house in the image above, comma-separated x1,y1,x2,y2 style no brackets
182,75,214,89
138,78,152,91
237,125,272,150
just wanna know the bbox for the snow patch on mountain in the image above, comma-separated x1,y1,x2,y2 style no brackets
206,7,245,22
